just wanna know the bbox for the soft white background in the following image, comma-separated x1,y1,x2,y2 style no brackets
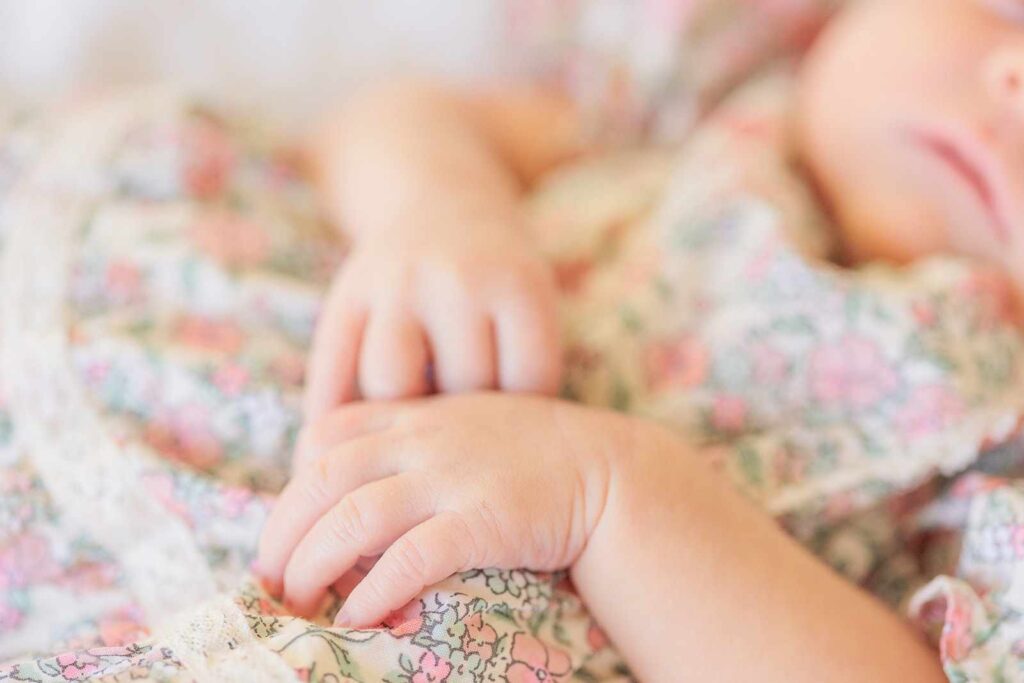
0,0,502,128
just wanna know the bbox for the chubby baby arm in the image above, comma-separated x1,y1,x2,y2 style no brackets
575,420,945,683
257,394,944,682
300,80,585,442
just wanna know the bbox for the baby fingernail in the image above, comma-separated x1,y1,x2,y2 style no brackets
251,568,282,598
333,610,351,628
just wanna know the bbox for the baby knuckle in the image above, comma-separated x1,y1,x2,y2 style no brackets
299,463,335,505
387,536,429,584
466,501,505,562
355,577,390,610
447,514,482,568
328,496,371,545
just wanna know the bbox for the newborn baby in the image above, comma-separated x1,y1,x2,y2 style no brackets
254,0,1024,680
800,0,1024,286
291,0,1024,435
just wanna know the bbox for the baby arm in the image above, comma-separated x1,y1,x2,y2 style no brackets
302,81,584,438
573,420,946,682
257,395,945,682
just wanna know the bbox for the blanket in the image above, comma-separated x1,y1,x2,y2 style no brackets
2,72,1024,682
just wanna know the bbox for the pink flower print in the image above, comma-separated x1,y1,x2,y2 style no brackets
213,363,249,397
55,651,100,680
17,534,58,578
0,599,23,633
0,533,60,589
172,315,244,355
1,470,33,495
586,622,609,651
144,405,224,470
554,259,593,294
808,336,898,411
823,491,856,520
104,261,143,304
911,300,937,327
82,359,111,388
62,560,119,593
507,633,572,683
951,473,1007,499
173,404,224,468
219,486,254,518
462,612,498,661
265,148,303,190
411,651,452,683
939,593,974,663
646,334,709,391
98,608,148,646
182,120,235,199
270,352,306,387
895,384,965,440
1011,525,1024,560
189,212,270,269
960,268,1017,328
143,425,176,465
382,601,424,637
711,394,748,434
142,472,192,523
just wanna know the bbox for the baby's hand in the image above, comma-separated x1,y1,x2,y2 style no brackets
302,226,562,440
256,393,625,627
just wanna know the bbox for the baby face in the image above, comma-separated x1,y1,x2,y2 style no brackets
798,0,1024,287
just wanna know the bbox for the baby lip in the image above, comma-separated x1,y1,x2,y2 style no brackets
904,125,1013,245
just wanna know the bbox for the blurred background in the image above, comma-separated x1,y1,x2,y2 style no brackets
0,0,503,129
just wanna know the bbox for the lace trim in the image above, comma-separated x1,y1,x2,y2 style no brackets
0,90,294,682
160,596,300,683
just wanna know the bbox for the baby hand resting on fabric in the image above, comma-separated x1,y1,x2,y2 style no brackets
258,0,1024,680
297,85,576,440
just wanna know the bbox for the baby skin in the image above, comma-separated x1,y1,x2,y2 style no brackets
257,0,1024,679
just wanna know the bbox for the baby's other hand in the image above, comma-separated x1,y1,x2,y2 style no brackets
257,393,625,627
301,225,562,450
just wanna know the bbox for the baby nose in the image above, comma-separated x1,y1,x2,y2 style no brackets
985,47,1024,115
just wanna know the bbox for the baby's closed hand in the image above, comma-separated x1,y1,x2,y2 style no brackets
257,393,623,627
302,225,562,452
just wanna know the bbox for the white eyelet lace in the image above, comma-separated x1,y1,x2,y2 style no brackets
0,90,297,683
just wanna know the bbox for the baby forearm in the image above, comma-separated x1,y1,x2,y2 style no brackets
571,426,945,683
307,80,524,245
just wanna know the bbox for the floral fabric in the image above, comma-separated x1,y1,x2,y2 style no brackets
534,65,1024,682
2,5,1024,683
505,0,842,143
0,92,621,683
